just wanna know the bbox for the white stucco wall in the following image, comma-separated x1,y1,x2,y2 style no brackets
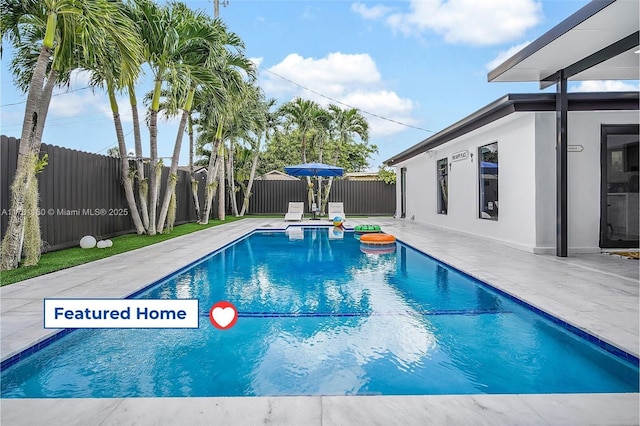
534,110,640,253
395,113,539,252
394,109,639,254
533,112,556,252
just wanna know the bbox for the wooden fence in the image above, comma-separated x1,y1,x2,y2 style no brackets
1,136,395,252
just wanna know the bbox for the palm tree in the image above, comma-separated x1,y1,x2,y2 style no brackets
197,42,254,224
279,98,324,210
127,81,150,231
223,82,264,217
0,0,142,270
121,3,150,231
321,105,369,211
133,0,174,235
239,96,277,216
81,4,146,235
310,108,333,212
156,4,230,233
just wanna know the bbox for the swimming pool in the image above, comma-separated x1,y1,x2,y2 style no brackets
1,227,638,398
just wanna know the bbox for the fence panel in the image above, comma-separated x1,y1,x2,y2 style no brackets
245,180,309,214
0,136,212,251
239,178,396,215
2,136,395,252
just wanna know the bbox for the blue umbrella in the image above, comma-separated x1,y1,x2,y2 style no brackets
285,163,343,218
481,161,498,175
284,162,344,177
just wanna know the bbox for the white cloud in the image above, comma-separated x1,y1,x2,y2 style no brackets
486,41,532,71
260,52,419,137
570,80,640,93
351,2,393,20
342,90,420,137
96,97,134,124
359,0,542,46
50,70,108,119
263,52,381,98
251,57,264,68
68,69,93,88
49,92,99,118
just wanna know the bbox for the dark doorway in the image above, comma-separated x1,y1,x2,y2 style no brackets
600,124,639,248
400,167,407,219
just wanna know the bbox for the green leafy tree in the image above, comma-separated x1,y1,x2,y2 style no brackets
377,165,396,184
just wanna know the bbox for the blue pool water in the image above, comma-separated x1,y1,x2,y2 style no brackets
1,228,638,398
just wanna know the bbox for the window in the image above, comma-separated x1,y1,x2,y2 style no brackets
400,167,407,218
479,142,498,220
437,158,448,214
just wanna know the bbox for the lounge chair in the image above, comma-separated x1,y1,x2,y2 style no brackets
284,202,305,221
286,227,304,240
328,202,346,221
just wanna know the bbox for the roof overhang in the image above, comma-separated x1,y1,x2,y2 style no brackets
488,0,639,88
384,92,639,166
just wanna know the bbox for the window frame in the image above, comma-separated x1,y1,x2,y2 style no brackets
478,142,499,221
437,157,448,215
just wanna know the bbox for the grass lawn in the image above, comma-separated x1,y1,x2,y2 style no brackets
0,217,243,287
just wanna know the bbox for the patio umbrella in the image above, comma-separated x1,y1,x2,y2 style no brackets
481,161,498,175
284,163,344,217
284,162,344,177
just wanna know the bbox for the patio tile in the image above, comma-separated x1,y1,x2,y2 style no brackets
101,396,321,426
0,398,122,426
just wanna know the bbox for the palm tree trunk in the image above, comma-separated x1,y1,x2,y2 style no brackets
217,142,226,221
129,84,149,231
239,143,260,216
157,106,190,233
109,85,145,234
228,140,239,216
301,132,314,211
200,121,224,224
321,177,334,215
21,68,57,267
188,115,201,221
34,69,57,139
1,45,52,270
147,79,163,235
201,139,222,224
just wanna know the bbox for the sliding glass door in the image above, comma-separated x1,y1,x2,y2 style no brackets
600,124,639,248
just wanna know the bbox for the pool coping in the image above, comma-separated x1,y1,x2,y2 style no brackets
1,218,639,425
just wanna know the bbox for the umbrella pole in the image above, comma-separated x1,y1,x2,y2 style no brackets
316,176,322,218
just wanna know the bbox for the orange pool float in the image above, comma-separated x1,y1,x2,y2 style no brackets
359,233,396,245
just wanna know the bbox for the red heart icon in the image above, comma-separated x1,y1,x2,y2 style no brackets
209,301,238,330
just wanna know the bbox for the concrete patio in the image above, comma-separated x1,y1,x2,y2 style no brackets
1,218,638,425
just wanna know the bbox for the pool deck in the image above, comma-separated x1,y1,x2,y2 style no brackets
1,217,638,425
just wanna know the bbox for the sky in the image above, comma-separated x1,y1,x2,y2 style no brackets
1,0,638,171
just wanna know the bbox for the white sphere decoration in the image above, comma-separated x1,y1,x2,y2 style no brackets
79,235,97,249
96,240,108,249
105,239,113,247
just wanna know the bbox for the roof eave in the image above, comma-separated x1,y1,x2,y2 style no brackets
384,91,639,167
488,0,618,83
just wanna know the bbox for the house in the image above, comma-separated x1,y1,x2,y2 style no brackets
177,165,208,175
344,172,379,181
385,0,639,256
256,170,300,181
